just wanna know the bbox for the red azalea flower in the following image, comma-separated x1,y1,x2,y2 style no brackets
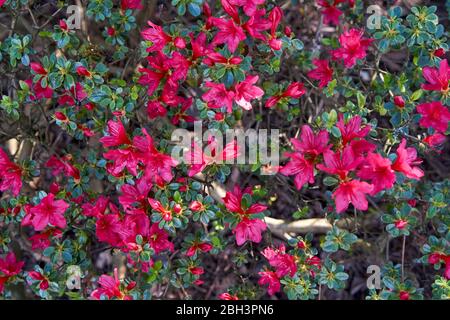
121,0,142,11
265,82,306,108
133,129,177,183
307,59,333,88
186,242,213,257
416,101,450,133
258,271,280,296
29,229,62,250
394,96,405,108
267,7,283,50
188,266,204,275
243,8,271,41
119,178,152,210
357,152,396,195
234,75,264,110
391,139,424,180
202,81,235,112
141,21,172,52
0,253,24,293
76,66,91,77
230,0,265,17
147,100,167,119
29,193,69,231
394,219,408,230
332,179,374,213
0,148,23,196
399,291,410,300
423,133,446,149
331,28,373,68
223,186,267,245
25,79,53,100
30,62,47,75
91,268,128,300
421,59,450,93
96,212,123,247
59,19,68,31
28,271,49,290
148,224,174,254
148,198,173,221
107,27,116,36
210,17,246,53
219,292,239,300
317,0,344,25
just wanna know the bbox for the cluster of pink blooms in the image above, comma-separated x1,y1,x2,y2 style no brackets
281,115,424,213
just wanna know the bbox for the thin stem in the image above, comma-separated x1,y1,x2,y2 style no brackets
401,235,406,282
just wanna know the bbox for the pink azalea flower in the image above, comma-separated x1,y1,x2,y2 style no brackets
281,125,330,190
133,129,177,183
211,17,246,53
267,6,283,50
317,147,363,180
421,59,450,93
233,218,267,245
29,193,69,231
307,59,333,88
185,137,240,177
223,186,267,245
261,245,297,277
202,81,235,112
391,139,424,180
100,119,131,147
234,75,264,110
280,153,315,190
258,271,280,296
331,28,373,68
416,101,450,133
336,114,371,146
357,153,396,195
230,0,265,17
119,178,152,210
333,179,374,213
0,148,23,196
0,0,6,7
104,147,141,177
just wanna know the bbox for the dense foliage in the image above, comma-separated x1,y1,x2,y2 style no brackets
0,0,449,300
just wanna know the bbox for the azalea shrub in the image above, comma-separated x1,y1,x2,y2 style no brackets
0,0,449,301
